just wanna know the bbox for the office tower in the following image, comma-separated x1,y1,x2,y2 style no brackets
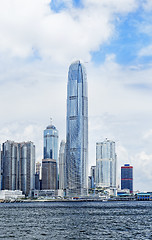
66,60,88,196
43,123,58,162
91,166,96,188
88,176,93,189
96,139,117,189
2,141,18,191
43,122,58,189
121,164,133,193
35,162,41,190
42,159,57,190
2,140,35,196
36,162,41,175
19,142,35,195
59,140,66,190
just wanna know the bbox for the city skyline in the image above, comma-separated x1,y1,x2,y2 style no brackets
0,0,152,191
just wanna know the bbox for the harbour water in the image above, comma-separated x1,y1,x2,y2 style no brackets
0,201,152,239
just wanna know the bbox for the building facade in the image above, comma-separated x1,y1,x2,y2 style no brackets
96,139,117,189
2,140,35,196
66,60,88,196
59,140,66,190
121,164,133,193
42,159,57,190
43,123,58,189
90,166,96,188
43,124,58,162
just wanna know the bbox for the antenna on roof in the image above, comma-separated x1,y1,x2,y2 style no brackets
50,117,52,125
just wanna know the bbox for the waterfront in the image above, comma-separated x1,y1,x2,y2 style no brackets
0,201,152,239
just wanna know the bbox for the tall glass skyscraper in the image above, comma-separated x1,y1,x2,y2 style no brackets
43,124,58,162
66,60,88,196
96,139,117,189
43,123,58,189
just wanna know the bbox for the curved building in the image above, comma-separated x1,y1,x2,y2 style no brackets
43,123,58,190
66,60,88,196
43,124,58,162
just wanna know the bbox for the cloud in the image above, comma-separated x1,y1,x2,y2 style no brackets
0,0,138,63
138,44,152,57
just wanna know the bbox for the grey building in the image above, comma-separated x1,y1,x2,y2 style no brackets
42,159,57,190
91,166,96,188
2,140,35,196
66,60,88,196
96,139,117,189
59,140,66,190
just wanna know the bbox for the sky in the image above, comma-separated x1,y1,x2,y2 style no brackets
0,0,152,191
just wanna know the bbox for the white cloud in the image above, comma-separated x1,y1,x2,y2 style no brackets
138,44,152,57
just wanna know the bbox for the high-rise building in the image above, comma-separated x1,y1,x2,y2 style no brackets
42,159,57,190
43,122,58,189
66,60,88,196
90,166,96,187
2,141,18,191
43,123,58,162
121,164,133,193
19,141,35,195
2,140,35,196
96,139,117,189
59,140,66,190
36,162,41,176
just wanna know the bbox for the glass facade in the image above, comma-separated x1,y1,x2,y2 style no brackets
66,60,88,196
43,124,58,189
96,139,117,188
121,164,133,193
59,140,66,190
44,125,58,162
2,140,35,196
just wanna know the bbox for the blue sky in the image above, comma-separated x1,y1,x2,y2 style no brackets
0,0,152,191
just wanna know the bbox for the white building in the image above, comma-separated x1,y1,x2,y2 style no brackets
96,139,117,189
59,140,66,190
0,190,25,200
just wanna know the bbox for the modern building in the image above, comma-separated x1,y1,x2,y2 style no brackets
2,140,35,196
36,162,41,176
66,60,88,196
96,139,117,189
42,159,57,190
0,190,25,201
43,123,58,163
121,164,133,193
90,166,96,188
43,122,58,189
59,140,66,190
88,176,94,190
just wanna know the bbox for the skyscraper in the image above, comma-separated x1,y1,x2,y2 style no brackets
96,139,117,189
43,123,58,165
66,60,88,196
59,140,66,190
2,140,35,196
42,159,57,190
42,122,58,189
121,164,133,193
